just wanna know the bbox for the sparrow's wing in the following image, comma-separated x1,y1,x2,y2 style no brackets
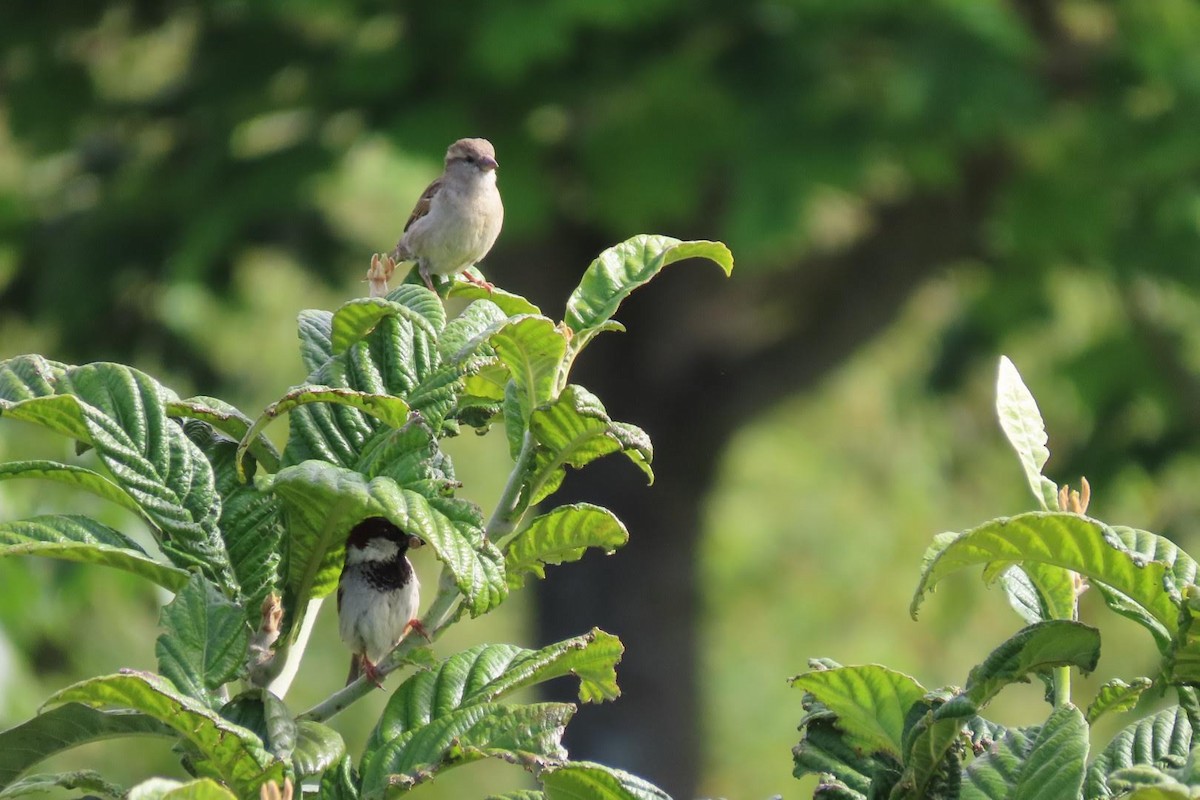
404,177,443,232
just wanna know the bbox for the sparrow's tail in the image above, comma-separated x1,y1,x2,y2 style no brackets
345,655,361,686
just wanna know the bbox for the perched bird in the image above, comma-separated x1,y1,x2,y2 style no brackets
390,137,504,292
337,517,427,685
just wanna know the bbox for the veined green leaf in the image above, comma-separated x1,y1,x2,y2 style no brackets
1012,704,1088,800
447,283,542,317
125,777,239,800
539,761,673,800
293,721,346,779
369,630,623,753
790,665,927,761
0,362,233,590
488,315,568,459
563,235,733,341
0,703,171,789
961,726,1036,800
330,295,442,356
912,512,1179,651
237,386,411,479
0,515,188,591
0,770,124,799
439,300,508,362
0,460,144,516
1086,706,1192,798
156,574,251,707
315,755,358,800
995,356,1058,510
1087,678,1153,725
298,310,335,374
957,621,1100,710
189,428,283,620
167,396,280,474
44,671,284,796
505,504,629,588
361,703,573,795
527,385,653,505
0,355,68,401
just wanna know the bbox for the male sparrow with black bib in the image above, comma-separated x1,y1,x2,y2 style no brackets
337,517,427,685
389,137,504,292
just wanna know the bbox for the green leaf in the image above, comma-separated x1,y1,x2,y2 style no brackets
961,726,1036,800
0,355,68,401
1011,704,1088,800
912,512,1179,651
487,792,545,800
446,283,542,317
790,665,927,761
1087,678,1154,724
361,703,574,795
330,295,442,356
438,300,509,363
792,713,876,793
563,235,734,338
125,777,240,799
156,574,251,706
167,396,281,474
1086,706,1192,798
271,462,504,621
315,755,359,800
298,310,335,374
958,621,1100,710
0,770,124,799
0,703,171,789
0,362,234,590
369,630,623,754
238,385,411,479
488,315,569,459
0,515,189,591
189,427,284,618
0,460,145,516
44,671,284,796
505,504,629,588
995,356,1059,510
539,761,672,800
527,385,653,506
294,721,346,779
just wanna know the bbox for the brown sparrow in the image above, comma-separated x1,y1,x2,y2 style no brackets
337,517,426,685
388,137,504,292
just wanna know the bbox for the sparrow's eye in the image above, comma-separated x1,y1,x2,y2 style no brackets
464,155,476,164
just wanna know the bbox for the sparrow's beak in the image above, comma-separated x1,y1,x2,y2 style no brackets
407,534,425,550
478,155,499,171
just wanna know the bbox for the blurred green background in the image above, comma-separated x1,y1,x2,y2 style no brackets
5,2,1200,798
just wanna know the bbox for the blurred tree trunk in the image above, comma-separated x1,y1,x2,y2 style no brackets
520,156,1004,797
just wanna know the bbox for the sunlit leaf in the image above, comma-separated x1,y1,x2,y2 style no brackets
995,356,1058,510
44,671,284,796
505,504,628,588
0,515,188,590
0,770,124,799
790,665,927,761
156,574,251,707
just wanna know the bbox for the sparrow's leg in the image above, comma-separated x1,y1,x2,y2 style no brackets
404,618,433,642
459,270,494,292
418,263,437,292
360,656,385,688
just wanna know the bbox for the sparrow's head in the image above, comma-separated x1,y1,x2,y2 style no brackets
445,138,499,173
344,517,423,565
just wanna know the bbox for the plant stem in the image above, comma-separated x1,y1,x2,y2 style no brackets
485,431,534,541
267,597,322,698
1053,665,1070,707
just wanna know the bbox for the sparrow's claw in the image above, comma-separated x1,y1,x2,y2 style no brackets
460,270,494,292
361,657,385,688
405,618,433,643
419,264,437,292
